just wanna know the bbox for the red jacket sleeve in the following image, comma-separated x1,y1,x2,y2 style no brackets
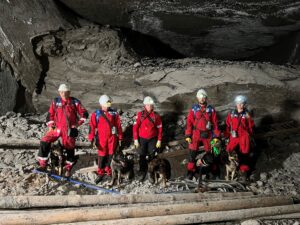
76,101,89,126
156,114,163,141
88,113,97,142
133,112,141,140
116,114,123,140
211,109,220,137
185,110,195,137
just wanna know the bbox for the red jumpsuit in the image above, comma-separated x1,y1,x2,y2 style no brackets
133,110,163,141
88,109,123,176
133,109,163,173
185,104,220,172
225,109,255,172
38,97,88,170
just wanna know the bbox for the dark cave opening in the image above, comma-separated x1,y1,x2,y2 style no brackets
244,30,300,65
120,27,184,59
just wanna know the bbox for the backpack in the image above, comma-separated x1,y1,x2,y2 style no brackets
53,97,78,109
95,109,117,127
192,104,213,118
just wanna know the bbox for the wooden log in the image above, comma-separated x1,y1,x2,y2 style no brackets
60,204,300,225
0,139,91,149
0,192,254,209
0,196,294,225
259,212,300,219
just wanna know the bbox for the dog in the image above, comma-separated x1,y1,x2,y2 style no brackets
109,152,134,186
147,157,171,188
195,152,215,181
49,142,65,176
225,151,239,181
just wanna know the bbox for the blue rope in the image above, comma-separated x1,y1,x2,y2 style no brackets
32,169,120,195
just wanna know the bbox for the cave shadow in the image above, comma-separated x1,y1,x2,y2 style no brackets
120,27,184,59
160,98,187,153
252,99,300,176
122,124,134,149
31,35,50,95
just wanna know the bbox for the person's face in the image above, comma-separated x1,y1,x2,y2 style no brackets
236,102,245,112
59,91,70,100
100,101,111,111
101,105,108,111
145,104,154,112
197,96,207,105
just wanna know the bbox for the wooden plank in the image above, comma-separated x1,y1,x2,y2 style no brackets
0,196,294,225
62,204,300,225
0,192,254,209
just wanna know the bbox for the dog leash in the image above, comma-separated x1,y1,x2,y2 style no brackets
32,169,120,195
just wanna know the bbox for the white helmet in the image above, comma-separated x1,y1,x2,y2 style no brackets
99,95,112,107
143,96,154,105
234,95,247,104
196,89,207,99
58,84,70,92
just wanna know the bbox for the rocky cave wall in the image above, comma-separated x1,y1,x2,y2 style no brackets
31,25,300,125
0,0,77,114
60,0,300,60
0,0,300,125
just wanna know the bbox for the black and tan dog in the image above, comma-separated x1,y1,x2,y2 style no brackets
195,152,215,181
49,142,65,176
225,151,239,181
147,157,171,188
109,152,134,186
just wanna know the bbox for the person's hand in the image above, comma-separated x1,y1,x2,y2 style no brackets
156,140,161,148
134,140,140,149
185,137,192,144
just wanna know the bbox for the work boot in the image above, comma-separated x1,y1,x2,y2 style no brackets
65,170,71,178
104,166,112,177
37,159,48,171
64,162,73,178
36,165,47,172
